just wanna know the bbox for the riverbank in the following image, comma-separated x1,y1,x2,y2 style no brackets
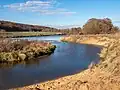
12,34,120,90
0,38,56,63
0,32,63,38
60,34,118,46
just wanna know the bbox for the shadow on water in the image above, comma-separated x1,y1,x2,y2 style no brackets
0,36,101,89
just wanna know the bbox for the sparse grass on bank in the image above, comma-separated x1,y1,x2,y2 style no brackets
0,32,63,38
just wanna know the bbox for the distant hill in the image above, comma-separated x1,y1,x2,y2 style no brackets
0,20,57,32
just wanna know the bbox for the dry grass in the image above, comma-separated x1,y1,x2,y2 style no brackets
0,32,62,38
0,38,56,62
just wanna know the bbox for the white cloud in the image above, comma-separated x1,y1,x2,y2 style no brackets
33,8,76,15
3,0,76,15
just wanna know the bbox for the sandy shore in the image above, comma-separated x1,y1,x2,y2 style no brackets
12,35,120,90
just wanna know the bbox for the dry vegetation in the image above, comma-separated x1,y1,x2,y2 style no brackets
0,20,82,36
0,20,57,32
0,38,56,63
82,18,119,34
60,34,119,46
0,32,62,38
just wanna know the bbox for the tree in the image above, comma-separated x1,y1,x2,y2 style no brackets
82,18,118,34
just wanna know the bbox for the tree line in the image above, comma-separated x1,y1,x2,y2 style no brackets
0,18,119,34
0,20,57,32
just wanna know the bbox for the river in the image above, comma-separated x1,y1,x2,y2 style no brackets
0,35,101,89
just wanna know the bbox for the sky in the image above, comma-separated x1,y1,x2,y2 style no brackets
0,0,120,28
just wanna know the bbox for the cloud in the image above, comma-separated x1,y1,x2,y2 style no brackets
3,0,76,15
33,8,76,15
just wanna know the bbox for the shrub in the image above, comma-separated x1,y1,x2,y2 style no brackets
0,39,31,52
0,39,56,62
82,18,119,34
